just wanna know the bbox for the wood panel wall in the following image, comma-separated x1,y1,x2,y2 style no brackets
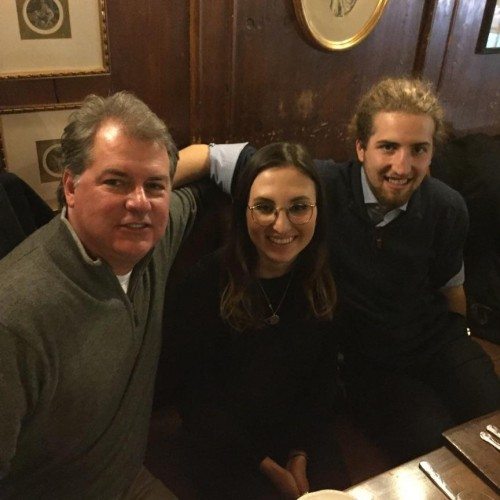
200,0,425,159
1,0,499,163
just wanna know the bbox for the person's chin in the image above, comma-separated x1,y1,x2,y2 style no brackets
379,188,412,208
265,251,299,268
115,242,154,262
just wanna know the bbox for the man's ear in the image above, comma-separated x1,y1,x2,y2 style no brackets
355,140,365,163
62,170,76,208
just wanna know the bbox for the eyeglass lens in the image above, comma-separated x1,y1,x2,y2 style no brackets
250,204,314,225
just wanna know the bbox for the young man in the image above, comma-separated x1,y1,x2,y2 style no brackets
0,92,210,499
203,77,500,462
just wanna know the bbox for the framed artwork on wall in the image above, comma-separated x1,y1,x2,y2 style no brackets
477,0,500,53
293,0,389,51
0,0,109,79
0,104,79,209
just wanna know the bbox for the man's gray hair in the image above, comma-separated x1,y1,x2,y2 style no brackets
58,91,178,206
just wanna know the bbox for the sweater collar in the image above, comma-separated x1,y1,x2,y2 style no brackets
60,207,103,268
47,210,154,295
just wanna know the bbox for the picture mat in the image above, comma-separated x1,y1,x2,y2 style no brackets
0,109,75,209
303,0,382,41
0,0,105,77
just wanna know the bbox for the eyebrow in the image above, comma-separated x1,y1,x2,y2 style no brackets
99,168,169,181
375,140,431,147
100,168,128,177
252,195,314,203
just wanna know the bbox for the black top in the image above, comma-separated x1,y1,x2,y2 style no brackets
167,250,339,466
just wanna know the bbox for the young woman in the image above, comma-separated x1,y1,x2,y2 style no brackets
168,142,347,499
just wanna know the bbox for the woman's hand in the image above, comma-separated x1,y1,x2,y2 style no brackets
286,451,309,496
259,456,301,499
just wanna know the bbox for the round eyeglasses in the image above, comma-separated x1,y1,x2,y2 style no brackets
247,202,316,226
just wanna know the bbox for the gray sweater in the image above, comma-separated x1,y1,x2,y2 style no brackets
0,187,197,499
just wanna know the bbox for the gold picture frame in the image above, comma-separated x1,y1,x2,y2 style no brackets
0,0,109,80
293,0,389,51
0,103,79,209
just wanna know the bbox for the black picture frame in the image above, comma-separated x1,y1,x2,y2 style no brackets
476,0,500,54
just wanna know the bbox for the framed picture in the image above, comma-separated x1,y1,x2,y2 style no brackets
293,0,389,51
476,0,500,54
0,104,79,209
0,0,109,79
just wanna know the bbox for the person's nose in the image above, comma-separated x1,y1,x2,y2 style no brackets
391,148,412,176
272,208,292,232
125,186,151,212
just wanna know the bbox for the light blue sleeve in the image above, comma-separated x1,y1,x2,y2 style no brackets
441,262,465,288
209,143,248,194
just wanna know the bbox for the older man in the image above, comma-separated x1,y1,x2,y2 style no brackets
0,92,208,499
201,77,500,463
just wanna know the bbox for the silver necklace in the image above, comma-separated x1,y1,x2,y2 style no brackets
257,272,293,325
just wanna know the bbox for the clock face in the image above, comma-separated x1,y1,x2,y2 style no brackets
293,0,389,51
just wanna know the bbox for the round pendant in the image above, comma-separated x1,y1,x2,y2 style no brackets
266,314,280,325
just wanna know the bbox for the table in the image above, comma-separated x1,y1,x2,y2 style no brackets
345,446,499,499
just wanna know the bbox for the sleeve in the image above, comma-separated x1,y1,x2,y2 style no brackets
0,329,42,481
430,191,469,289
209,143,257,195
163,257,270,467
156,186,199,271
441,263,465,288
165,172,237,255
